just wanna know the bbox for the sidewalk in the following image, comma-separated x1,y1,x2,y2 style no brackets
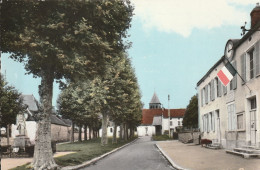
157,140,260,170
1,152,75,170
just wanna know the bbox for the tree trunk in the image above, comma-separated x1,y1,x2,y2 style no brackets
71,122,75,143
32,70,58,170
78,125,82,142
101,112,108,146
84,125,87,141
130,127,133,139
124,123,128,141
89,126,92,140
112,123,117,144
120,124,123,139
7,124,10,146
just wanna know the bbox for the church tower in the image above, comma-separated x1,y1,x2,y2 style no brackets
149,92,161,109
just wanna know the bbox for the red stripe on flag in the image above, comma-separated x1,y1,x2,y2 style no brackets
217,70,230,86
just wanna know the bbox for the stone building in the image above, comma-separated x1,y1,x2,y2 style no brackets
137,92,185,136
197,4,260,150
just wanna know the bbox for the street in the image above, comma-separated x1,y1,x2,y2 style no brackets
80,136,174,170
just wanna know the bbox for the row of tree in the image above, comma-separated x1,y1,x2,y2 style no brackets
1,1,141,169
57,54,142,145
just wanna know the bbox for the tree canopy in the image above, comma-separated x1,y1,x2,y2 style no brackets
183,95,198,129
0,75,25,128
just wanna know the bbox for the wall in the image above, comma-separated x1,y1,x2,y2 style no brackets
51,124,71,142
137,126,155,136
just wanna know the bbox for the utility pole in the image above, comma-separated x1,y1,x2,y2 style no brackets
168,94,170,137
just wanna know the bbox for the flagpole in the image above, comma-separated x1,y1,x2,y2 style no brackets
223,56,252,92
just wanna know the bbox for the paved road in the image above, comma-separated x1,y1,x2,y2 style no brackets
81,136,174,170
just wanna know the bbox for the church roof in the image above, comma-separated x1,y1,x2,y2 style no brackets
142,108,185,125
21,94,39,112
149,92,161,104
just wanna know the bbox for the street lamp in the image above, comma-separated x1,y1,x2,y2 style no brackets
168,95,170,137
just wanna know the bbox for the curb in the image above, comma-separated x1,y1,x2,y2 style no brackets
155,143,186,170
61,138,139,170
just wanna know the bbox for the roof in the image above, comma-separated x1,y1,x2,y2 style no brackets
21,94,38,112
197,21,260,87
152,116,162,126
21,94,71,127
142,108,185,125
149,92,161,104
50,114,70,127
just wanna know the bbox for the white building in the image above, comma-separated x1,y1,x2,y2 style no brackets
197,4,260,150
137,92,185,136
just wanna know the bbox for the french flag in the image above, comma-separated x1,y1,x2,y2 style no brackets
217,62,237,86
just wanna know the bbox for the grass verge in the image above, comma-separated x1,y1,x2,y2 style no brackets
11,137,136,170
152,135,172,141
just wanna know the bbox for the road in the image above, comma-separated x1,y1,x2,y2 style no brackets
80,136,174,170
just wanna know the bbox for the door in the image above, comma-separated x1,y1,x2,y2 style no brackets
250,110,256,146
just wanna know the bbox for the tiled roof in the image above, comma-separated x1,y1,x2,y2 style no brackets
149,92,161,104
142,108,185,125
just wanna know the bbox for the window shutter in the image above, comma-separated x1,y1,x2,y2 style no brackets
241,53,246,84
202,116,204,132
223,84,227,95
218,78,222,97
201,90,203,107
212,80,215,100
212,112,215,132
255,41,260,76
233,61,237,90
205,85,208,104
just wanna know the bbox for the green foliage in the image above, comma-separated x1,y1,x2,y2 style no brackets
0,75,26,128
1,0,134,80
183,95,198,128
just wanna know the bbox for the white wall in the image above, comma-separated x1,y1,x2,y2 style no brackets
162,117,183,133
137,126,155,136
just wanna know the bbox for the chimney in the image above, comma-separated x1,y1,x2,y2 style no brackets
250,3,260,28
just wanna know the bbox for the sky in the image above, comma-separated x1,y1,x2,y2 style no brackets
1,0,258,109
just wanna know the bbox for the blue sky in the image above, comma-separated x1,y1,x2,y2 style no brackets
1,1,257,109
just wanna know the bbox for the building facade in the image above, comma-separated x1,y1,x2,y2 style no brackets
197,5,260,149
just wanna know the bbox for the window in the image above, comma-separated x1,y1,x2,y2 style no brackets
209,112,213,131
237,113,244,130
178,121,181,126
251,97,257,110
170,121,172,126
110,128,113,133
227,104,236,131
249,49,254,79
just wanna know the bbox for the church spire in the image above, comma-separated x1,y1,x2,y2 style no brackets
149,92,161,109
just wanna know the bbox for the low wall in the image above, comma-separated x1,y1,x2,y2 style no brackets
178,132,201,144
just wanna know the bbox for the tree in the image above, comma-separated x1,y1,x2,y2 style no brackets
1,1,133,169
0,75,26,145
183,95,198,129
